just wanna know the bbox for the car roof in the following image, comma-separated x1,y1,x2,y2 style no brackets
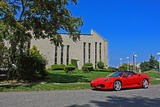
118,71,136,74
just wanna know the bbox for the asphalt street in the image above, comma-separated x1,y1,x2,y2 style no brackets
0,85,160,107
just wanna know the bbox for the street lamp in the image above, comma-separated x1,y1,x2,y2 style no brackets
126,57,129,71
120,58,122,65
157,53,160,72
133,54,137,72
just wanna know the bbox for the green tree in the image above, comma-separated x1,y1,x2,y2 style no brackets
149,55,159,70
140,55,159,72
118,63,134,71
0,0,83,80
119,63,128,71
140,61,151,72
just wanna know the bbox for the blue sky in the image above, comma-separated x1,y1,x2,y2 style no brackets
69,0,160,67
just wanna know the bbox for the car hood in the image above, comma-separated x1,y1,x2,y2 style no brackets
92,77,113,83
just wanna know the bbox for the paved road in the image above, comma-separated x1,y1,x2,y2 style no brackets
0,85,160,107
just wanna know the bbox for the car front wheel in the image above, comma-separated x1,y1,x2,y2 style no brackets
113,80,122,91
142,79,149,88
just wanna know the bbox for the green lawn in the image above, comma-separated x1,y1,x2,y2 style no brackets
45,70,111,83
0,83,90,92
143,71,160,85
1,70,160,92
0,70,111,92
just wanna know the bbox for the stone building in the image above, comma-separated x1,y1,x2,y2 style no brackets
31,30,108,68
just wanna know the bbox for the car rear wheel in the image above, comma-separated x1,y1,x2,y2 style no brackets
113,80,122,91
142,79,149,88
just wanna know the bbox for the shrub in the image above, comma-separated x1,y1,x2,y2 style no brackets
94,68,109,72
82,62,93,72
17,46,47,81
65,64,76,73
107,66,118,72
51,64,65,70
18,54,47,81
84,62,93,66
97,61,105,69
71,59,78,68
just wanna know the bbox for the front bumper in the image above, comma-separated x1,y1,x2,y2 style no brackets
91,81,113,89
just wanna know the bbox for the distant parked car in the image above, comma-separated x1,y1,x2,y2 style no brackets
91,71,149,91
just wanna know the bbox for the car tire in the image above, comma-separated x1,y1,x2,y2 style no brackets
142,79,149,88
113,80,122,91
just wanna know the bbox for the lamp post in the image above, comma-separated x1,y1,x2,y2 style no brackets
120,58,122,66
157,53,160,72
126,57,129,71
133,54,137,72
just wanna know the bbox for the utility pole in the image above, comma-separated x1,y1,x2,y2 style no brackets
133,54,137,72
126,57,129,71
157,53,160,72
133,55,135,72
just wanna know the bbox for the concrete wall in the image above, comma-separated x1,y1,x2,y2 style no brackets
31,30,108,68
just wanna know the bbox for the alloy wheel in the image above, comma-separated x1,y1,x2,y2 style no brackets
142,79,149,88
114,81,122,91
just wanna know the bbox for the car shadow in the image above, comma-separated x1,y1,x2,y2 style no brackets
91,87,145,92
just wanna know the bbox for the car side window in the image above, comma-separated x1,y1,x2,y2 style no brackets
124,72,133,77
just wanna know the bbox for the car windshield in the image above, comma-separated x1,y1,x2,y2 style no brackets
108,72,123,77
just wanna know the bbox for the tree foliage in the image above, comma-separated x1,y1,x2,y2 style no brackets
140,61,151,72
1,0,83,43
0,0,83,80
118,63,134,71
140,55,159,72
149,55,159,70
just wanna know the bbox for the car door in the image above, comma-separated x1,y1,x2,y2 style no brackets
125,72,137,87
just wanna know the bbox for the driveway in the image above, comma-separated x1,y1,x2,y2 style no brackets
0,85,160,107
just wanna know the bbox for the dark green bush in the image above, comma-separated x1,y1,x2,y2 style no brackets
65,64,76,73
17,46,47,81
97,61,105,69
94,68,109,72
18,54,47,81
107,66,118,72
71,59,78,68
51,64,65,70
94,66,118,72
82,62,93,72
84,62,93,66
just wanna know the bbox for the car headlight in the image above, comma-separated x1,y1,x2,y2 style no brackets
104,78,111,81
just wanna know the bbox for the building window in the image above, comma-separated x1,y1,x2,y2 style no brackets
99,43,102,61
60,45,64,64
88,43,91,62
54,44,58,64
95,42,97,67
66,45,70,65
83,42,86,64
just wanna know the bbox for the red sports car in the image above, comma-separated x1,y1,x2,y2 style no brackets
91,71,149,91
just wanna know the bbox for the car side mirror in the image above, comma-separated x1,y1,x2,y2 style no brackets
123,74,128,78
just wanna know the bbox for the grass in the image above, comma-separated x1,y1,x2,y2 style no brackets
1,70,160,92
0,70,111,92
0,83,90,92
45,70,111,83
143,70,160,85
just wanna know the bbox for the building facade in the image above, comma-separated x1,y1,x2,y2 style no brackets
31,30,108,68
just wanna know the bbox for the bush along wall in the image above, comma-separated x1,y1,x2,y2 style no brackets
65,64,76,73
97,61,105,69
82,62,93,72
71,59,78,69
51,64,66,70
